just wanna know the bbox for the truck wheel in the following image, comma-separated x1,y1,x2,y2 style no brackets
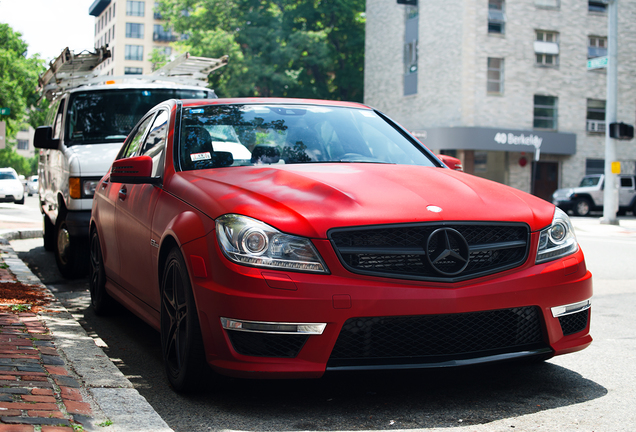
573,198,592,217
55,215,88,278
43,215,55,251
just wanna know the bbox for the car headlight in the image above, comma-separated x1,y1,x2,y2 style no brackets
536,207,579,264
216,214,328,273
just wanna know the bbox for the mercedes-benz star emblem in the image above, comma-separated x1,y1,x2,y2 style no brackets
426,228,470,276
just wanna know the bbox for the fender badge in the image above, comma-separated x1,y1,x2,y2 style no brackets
427,205,443,213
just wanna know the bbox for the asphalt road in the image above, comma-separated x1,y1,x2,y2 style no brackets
7,201,636,431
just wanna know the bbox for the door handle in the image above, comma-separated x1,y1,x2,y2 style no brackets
118,185,127,201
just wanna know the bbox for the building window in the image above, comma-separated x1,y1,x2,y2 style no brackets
586,99,606,133
125,45,144,61
125,67,144,75
126,0,145,16
153,24,177,42
535,0,559,8
535,30,559,66
487,58,504,94
17,140,29,150
155,46,172,56
589,1,607,12
588,36,607,58
488,0,505,34
126,22,144,38
534,95,558,130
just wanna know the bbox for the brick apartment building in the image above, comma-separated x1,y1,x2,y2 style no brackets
364,0,636,200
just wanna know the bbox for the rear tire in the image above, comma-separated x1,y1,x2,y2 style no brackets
54,214,88,278
160,248,208,392
573,198,592,217
43,215,55,251
89,229,114,315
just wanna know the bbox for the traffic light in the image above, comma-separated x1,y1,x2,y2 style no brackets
609,122,634,140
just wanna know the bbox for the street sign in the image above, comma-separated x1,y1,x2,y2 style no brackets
587,56,608,70
0,107,10,115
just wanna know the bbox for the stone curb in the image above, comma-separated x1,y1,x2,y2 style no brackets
0,232,173,432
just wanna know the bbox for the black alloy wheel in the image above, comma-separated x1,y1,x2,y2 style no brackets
160,248,208,392
89,229,114,315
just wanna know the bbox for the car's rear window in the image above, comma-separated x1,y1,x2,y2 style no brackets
66,89,214,145
178,104,436,170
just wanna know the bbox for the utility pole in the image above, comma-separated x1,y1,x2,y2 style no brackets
601,0,619,225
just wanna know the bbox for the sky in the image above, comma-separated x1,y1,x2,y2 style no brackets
0,0,95,63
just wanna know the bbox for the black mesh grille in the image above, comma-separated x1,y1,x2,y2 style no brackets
329,222,529,282
328,307,546,367
558,310,589,336
227,331,308,358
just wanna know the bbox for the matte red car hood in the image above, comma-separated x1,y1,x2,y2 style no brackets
171,164,555,238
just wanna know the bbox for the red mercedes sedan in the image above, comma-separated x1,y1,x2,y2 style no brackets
90,98,592,392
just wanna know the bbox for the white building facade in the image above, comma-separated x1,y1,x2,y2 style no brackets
89,0,176,76
365,0,636,201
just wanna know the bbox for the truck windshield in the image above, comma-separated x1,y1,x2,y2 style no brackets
579,176,601,187
65,89,213,145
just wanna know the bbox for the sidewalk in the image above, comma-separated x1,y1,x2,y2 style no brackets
0,233,173,431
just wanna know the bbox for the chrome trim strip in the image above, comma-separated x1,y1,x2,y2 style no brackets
551,299,592,318
220,317,326,335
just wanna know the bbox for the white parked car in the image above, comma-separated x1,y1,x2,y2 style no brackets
27,175,38,196
0,168,25,204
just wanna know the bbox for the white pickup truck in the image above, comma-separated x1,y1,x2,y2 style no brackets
552,173,636,216
34,47,227,277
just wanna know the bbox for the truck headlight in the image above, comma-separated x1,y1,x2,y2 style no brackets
216,214,328,273
69,177,101,199
536,207,579,263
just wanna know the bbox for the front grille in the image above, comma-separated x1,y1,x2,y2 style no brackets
328,307,546,368
558,310,589,336
329,222,529,282
227,331,308,358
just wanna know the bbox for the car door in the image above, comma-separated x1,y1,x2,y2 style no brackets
115,109,169,308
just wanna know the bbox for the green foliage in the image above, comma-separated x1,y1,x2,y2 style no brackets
156,0,365,101
0,145,37,176
0,24,47,138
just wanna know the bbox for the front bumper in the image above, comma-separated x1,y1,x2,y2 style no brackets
183,233,593,379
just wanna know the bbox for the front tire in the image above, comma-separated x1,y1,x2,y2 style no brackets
89,229,114,315
573,198,592,217
160,248,208,392
55,214,88,278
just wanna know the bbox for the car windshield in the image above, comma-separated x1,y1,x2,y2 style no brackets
178,104,436,170
66,89,214,145
579,176,601,187
0,172,17,180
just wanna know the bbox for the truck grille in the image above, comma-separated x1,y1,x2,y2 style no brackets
328,306,546,368
329,222,529,282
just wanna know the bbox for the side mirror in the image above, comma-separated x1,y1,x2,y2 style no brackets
110,155,158,184
33,126,59,150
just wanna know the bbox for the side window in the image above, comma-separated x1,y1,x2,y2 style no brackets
52,100,65,140
140,110,169,177
620,177,634,188
120,114,155,159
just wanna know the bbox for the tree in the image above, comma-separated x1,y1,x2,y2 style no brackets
0,24,46,138
155,0,365,101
